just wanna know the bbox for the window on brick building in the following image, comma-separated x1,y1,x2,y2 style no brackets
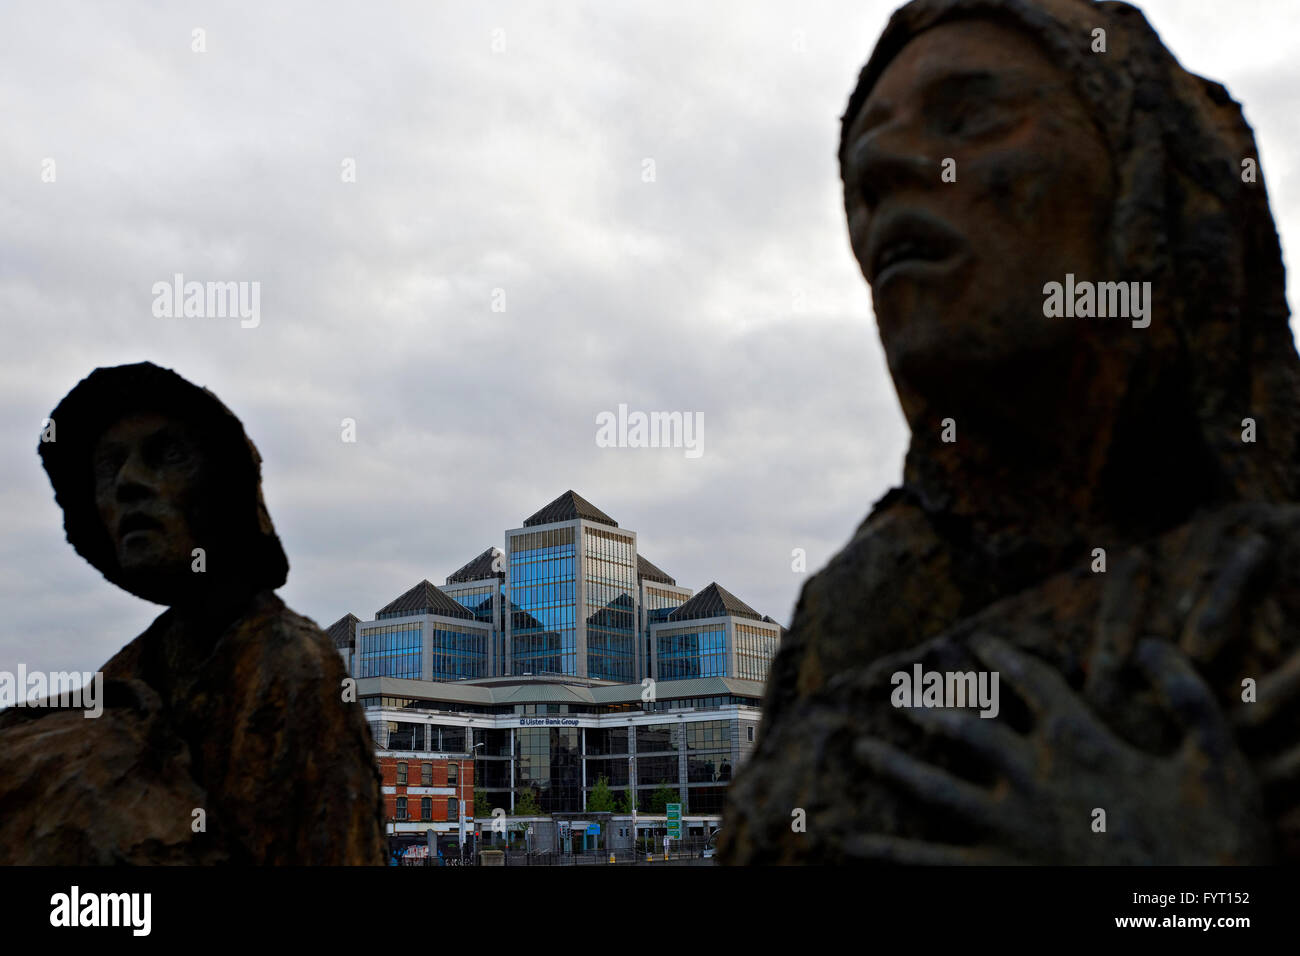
448,798,458,821
396,797,407,820
421,797,432,821
447,763,458,786
397,762,407,785
422,763,432,786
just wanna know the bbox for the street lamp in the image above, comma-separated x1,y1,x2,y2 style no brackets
460,741,484,857
628,754,637,852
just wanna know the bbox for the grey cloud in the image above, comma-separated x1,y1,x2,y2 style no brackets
1,1,1294,673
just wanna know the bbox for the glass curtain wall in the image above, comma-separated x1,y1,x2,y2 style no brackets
357,622,422,678
584,527,637,681
642,585,688,681
734,622,780,683
656,626,728,679
509,527,577,675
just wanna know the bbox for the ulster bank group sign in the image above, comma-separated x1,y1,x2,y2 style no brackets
518,717,580,727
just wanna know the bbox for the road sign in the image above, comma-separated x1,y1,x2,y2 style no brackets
666,802,681,840
586,824,600,835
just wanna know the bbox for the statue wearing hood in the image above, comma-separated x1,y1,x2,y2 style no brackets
722,0,1300,864
0,362,387,864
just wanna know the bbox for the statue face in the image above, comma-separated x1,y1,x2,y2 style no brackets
842,19,1116,405
93,412,208,595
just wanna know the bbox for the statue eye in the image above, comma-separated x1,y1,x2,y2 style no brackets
937,93,1027,141
161,440,190,464
93,451,124,481
942,104,995,137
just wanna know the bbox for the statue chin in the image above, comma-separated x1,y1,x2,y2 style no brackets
887,301,1084,412
116,562,203,607
117,539,182,571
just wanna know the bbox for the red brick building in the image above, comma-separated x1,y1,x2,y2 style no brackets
378,754,476,833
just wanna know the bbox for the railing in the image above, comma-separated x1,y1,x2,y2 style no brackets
398,851,473,866
395,838,714,866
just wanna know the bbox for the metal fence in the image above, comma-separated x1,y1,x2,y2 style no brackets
499,846,712,865
397,840,713,866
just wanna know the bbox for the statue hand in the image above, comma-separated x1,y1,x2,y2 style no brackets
849,635,1269,864
1170,530,1300,815
1231,645,1300,823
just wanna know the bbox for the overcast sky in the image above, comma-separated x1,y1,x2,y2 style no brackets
2,0,1297,676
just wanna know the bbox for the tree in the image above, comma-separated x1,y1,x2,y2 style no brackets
514,785,542,816
620,786,639,815
474,788,492,818
587,775,616,813
649,781,680,814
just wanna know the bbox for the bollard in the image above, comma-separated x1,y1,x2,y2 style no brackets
609,853,616,864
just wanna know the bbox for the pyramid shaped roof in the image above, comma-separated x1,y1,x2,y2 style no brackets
377,580,474,620
636,553,676,585
446,547,504,584
523,490,618,528
668,582,763,622
325,612,361,649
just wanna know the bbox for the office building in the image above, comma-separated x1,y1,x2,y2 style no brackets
327,491,782,852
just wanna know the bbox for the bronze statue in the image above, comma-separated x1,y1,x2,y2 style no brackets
0,362,386,864
722,0,1300,864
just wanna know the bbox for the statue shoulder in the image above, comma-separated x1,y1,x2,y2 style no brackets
189,592,385,864
223,592,343,671
768,491,966,703
0,687,224,864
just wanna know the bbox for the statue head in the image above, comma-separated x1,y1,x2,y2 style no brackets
840,0,1300,511
39,363,289,606
844,16,1114,399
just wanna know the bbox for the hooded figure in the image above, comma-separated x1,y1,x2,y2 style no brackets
0,362,386,865
722,0,1300,864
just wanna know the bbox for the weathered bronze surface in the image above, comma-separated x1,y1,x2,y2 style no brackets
0,363,386,864
722,0,1300,864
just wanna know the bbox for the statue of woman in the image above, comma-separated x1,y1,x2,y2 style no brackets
0,362,387,864
722,0,1300,864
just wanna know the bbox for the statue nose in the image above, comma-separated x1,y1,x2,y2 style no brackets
114,452,156,500
850,127,938,211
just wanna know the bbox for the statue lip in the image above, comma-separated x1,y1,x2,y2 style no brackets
117,512,164,540
867,207,967,286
